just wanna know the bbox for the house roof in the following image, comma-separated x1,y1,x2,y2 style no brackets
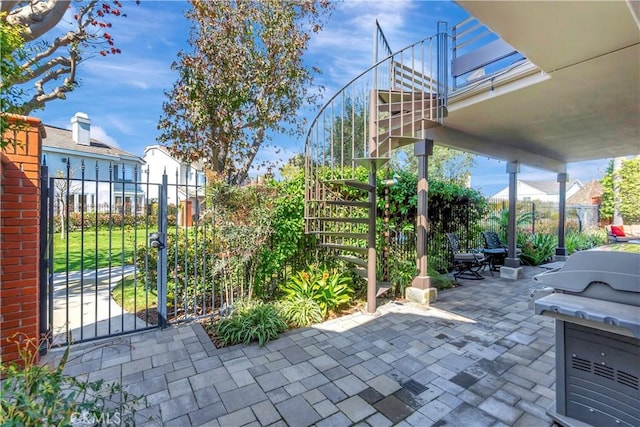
144,144,206,170
520,180,560,195
567,180,603,205
43,125,143,163
491,179,583,199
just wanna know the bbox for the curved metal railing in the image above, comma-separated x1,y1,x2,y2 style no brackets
304,29,449,233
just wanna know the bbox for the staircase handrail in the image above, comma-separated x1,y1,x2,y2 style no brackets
305,30,449,144
374,19,393,61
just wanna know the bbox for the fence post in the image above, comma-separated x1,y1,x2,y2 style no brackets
0,114,44,363
532,202,536,234
157,172,168,327
38,162,49,353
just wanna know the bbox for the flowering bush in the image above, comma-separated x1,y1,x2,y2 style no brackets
280,265,353,316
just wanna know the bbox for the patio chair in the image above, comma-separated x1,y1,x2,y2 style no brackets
446,233,486,282
481,231,522,272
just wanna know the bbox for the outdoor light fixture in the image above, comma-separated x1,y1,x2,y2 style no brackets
383,173,400,187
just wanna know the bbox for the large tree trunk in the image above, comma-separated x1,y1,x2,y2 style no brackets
3,0,70,42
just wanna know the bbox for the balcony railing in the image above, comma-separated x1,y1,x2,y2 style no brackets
451,16,526,91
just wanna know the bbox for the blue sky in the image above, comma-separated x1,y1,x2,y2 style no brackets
35,0,608,197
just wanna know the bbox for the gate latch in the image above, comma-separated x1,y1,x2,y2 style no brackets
149,232,165,250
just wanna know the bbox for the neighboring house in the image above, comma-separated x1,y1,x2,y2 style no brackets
566,180,603,206
142,145,206,225
567,180,604,230
43,112,145,214
490,179,583,202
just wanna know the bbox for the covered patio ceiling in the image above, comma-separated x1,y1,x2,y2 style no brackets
427,0,640,173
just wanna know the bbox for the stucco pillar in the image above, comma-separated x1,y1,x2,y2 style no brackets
504,161,520,267
556,172,568,259
501,161,523,279
406,140,437,304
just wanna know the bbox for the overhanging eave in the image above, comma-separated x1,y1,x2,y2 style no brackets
425,126,566,173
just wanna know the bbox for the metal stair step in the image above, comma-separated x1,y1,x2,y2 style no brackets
376,110,444,128
318,243,368,254
310,217,369,224
370,135,423,158
377,99,440,115
350,269,392,297
376,281,392,297
373,89,434,103
326,200,371,208
309,231,368,239
324,179,375,192
353,157,390,168
376,118,441,142
351,267,367,278
335,255,368,268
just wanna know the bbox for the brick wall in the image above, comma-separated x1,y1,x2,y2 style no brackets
1,114,45,364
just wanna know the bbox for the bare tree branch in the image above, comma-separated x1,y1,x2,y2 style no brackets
22,48,78,112
13,54,70,85
4,0,70,42
2,0,131,115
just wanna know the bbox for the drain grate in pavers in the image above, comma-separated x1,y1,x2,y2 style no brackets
402,379,428,395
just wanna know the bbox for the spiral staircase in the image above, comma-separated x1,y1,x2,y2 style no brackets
304,23,449,312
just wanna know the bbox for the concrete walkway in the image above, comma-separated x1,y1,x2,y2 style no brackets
48,266,557,426
51,266,153,344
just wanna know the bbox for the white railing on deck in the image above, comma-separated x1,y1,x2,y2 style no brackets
451,17,525,91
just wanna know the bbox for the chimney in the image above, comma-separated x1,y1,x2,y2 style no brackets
71,112,91,146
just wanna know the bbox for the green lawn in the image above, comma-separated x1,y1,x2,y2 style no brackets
111,276,158,315
53,228,150,273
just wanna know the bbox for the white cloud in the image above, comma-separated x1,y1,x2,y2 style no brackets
81,57,175,90
62,121,119,148
90,126,120,148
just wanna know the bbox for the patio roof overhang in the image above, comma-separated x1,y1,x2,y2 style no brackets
432,1,640,173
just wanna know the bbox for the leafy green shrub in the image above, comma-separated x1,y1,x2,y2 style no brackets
281,266,353,316
428,264,456,290
254,172,315,298
0,334,142,426
55,212,159,233
277,295,324,328
566,230,608,254
215,300,287,347
519,233,557,266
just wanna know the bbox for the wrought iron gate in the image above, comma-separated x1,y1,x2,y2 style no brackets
39,161,228,347
41,160,162,346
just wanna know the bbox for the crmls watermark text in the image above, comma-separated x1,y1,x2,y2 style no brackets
70,410,121,426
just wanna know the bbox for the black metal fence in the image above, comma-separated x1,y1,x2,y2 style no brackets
380,198,600,276
41,164,320,345
484,199,600,235
42,160,600,345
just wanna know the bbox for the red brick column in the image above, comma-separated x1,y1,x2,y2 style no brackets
1,114,45,364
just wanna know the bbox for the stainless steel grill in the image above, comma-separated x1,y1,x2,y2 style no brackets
534,244,640,427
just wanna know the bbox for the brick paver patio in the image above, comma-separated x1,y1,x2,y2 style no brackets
48,266,557,426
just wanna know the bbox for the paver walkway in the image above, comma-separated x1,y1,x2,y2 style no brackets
48,266,557,426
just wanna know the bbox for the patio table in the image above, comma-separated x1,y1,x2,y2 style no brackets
483,248,507,272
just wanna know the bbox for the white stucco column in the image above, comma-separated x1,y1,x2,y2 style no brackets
501,161,523,279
